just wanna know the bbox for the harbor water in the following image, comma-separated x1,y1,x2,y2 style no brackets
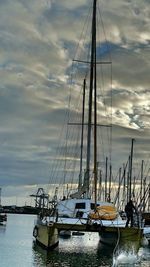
0,214,150,267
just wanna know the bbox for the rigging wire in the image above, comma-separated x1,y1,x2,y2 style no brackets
48,0,114,200
97,1,113,164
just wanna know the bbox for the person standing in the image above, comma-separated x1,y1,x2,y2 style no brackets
125,199,136,227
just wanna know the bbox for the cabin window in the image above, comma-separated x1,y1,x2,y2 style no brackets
75,203,85,209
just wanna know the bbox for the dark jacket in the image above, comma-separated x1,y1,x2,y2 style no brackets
125,200,135,216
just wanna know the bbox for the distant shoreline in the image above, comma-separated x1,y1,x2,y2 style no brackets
0,205,47,215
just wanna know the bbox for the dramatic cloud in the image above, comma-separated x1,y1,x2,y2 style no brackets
0,0,149,205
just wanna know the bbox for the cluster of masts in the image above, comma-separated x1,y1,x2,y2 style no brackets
94,138,150,212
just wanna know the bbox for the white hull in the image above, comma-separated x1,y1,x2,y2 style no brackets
33,222,59,249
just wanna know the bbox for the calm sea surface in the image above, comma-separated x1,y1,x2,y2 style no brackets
0,214,150,267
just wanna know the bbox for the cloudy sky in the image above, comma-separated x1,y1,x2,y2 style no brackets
0,0,150,206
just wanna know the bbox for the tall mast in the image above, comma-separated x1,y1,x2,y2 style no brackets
83,0,97,198
93,0,97,207
105,156,108,201
108,164,112,202
78,79,86,192
140,160,144,204
129,138,134,200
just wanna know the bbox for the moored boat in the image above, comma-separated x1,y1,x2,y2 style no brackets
0,213,7,225
59,230,71,238
32,0,143,249
33,219,59,249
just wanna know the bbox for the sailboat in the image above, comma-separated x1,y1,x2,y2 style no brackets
0,213,7,225
0,188,7,225
33,0,143,249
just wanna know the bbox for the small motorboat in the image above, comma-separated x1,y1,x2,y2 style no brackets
72,231,85,236
59,230,71,238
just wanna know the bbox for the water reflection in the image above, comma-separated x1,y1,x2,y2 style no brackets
33,235,150,267
32,235,115,267
32,232,150,267
0,224,6,234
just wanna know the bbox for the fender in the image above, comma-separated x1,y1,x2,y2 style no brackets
33,225,38,238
